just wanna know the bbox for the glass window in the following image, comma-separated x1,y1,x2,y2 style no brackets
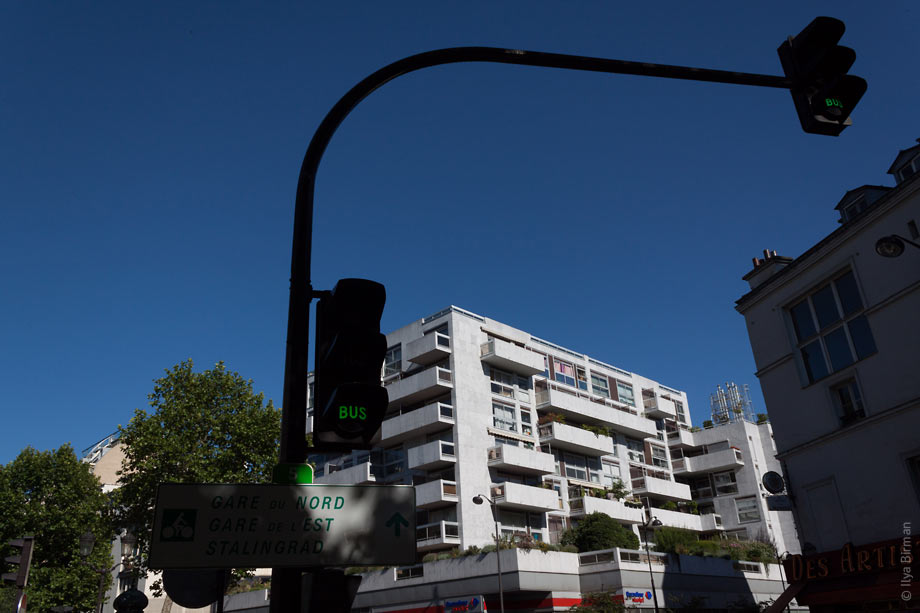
831,379,865,426
650,445,668,469
575,366,588,391
713,471,738,495
790,300,817,342
554,359,576,387
491,368,515,398
800,340,829,383
811,285,840,330
847,315,877,359
735,497,761,523
492,401,516,432
834,271,863,316
788,270,876,384
674,401,687,423
564,453,588,481
616,381,636,407
590,374,610,398
384,345,402,377
824,327,855,372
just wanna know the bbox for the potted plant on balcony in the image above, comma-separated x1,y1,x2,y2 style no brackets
702,420,713,429
537,412,565,425
624,497,644,509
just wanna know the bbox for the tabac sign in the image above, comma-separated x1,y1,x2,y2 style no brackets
149,483,415,568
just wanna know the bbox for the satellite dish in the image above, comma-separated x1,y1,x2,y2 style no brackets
162,568,230,609
762,471,786,494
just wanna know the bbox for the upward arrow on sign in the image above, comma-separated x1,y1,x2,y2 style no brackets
385,512,409,537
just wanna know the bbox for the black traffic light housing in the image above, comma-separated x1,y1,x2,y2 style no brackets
2,536,33,589
778,16,867,136
311,279,389,451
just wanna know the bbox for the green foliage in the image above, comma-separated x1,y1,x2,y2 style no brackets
689,426,701,432
756,413,769,424
605,478,629,501
651,526,698,554
422,553,439,562
561,544,579,553
702,420,713,428
0,445,115,612
724,540,776,563
660,500,678,511
115,360,281,588
568,591,626,612
560,513,639,552
580,424,610,437
537,412,566,425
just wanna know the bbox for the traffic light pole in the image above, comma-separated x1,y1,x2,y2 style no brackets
275,46,799,612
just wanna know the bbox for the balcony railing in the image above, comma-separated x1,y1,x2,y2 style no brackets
416,520,460,543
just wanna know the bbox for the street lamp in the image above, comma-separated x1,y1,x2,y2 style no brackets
641,515,663,613
777,551,792,613
472,494,504,613
875,234,920,258
79,531,137,613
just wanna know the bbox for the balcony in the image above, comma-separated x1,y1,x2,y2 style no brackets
407,440,457,471
487,445,555,476
666,428,696,449
650,507,703,531
642,392,676,419
631,475,692,501
490,482,558,513
415,479,459,509
537,387,657,439
480,338,544,376
405,332,451,366
538,421,614,456
416,520,461,552
569,496,645,524
672,448,744,476
700,512,723,532
380,401,454,445
315,461,375,485
385,365,453,407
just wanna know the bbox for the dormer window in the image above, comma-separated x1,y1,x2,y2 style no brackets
840,196,867,222
899,156,919,183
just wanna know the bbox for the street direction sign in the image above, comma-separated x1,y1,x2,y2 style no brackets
148,483,416,569
767,494,794,511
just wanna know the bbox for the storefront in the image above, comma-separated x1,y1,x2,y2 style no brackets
767,534,920,612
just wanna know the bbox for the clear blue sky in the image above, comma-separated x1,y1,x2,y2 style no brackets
1,2,916,464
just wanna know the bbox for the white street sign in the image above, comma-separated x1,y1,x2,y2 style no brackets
149,483,416,568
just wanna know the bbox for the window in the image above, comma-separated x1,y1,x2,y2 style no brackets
384,345,402,377
520,410,533,436
674,401,687,424
575,366,588,391
788,270,877,384
625,437,645,464
553,359,576,387
602,460,620,489
516,376,532,403
590,373,610,398
735,497,761,523
563,452,601,483
713,471,738,495
650,445,669,469
830,378,865,426
614,381,636,407
492,401,516,432
490,368,515,398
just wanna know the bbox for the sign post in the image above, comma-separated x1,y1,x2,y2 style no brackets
149,483,416,569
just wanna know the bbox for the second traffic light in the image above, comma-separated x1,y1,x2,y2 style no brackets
312,279,389,451
778,16,867,136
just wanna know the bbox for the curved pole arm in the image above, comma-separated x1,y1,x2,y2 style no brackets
279,46,791,461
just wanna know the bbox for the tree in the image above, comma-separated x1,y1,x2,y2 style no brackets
0,445,115,612
115,360,281,583
560,512,639,552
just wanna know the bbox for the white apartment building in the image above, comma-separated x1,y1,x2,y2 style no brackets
735,139,920,612
307,306,797,560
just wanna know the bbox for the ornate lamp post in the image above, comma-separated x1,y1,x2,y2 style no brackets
79,532,137,613
472,494,504,613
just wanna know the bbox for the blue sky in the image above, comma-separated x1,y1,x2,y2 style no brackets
1,2,916,464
